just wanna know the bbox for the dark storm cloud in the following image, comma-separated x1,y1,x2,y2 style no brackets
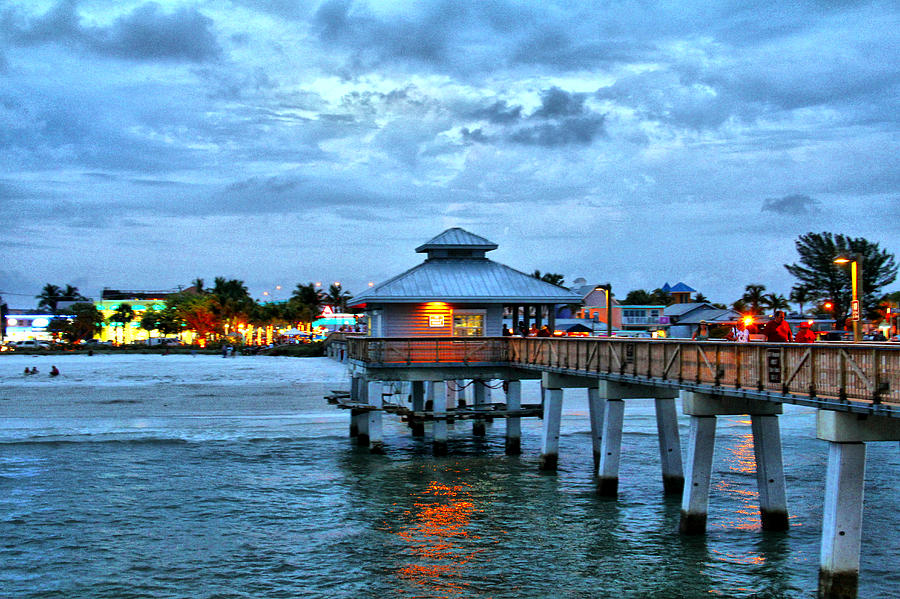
508,115,605,146
464,87,606,147
532,87,588,118
511,27,655,70
469,101,522,124
761,194,821,215
2,1,221,62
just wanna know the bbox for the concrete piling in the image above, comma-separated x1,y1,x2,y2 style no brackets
597,398,625,496
505,380,522,455
432,380,448,456
587,386,605,472
751,414,789,530
655,397,685,495
473,379,487,437
367,381,384,454
539,387,563,471
679,415,717,534
410,380,425,437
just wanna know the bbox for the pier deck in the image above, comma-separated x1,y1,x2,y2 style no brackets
326,334,900,599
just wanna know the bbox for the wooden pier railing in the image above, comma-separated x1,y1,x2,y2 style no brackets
346,336,508,366
346,337,900,410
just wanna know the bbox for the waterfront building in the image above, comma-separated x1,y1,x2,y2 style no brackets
2,309,63,342
665,302,740,338
96,288,184,344
348,228,582,336
661,281,696,304
571,279,622,332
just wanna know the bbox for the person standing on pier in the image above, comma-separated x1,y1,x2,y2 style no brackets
726,319,750,342
795,321,816,343
762,310,793,342
692,321,710,340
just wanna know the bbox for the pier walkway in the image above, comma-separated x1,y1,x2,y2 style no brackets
326,335,900,599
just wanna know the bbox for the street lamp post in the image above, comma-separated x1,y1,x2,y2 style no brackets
596,284,613,338
834,254,863,343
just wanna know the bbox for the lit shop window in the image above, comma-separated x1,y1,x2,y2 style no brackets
452,313,484,336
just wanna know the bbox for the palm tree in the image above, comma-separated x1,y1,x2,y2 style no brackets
789,285,814,316
532,270,566,286
291,282,324,314
109,303,136,344
190,278,206,294
210,277,253,336
60,284,87,301
763,293,790,313
325,283,351,312
36,284,63,312
740,284,767,315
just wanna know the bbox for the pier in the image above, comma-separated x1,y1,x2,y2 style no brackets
326,334,900,599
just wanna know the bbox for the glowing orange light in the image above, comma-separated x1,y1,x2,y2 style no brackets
742,315,754,326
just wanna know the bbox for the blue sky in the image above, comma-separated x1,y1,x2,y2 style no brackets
2,0,898,306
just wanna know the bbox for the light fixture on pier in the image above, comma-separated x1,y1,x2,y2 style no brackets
834,253,863,343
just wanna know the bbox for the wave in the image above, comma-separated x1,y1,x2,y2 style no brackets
0,435,192,447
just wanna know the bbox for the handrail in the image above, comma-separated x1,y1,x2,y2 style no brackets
346,337,900,407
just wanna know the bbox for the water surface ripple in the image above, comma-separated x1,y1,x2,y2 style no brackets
2,354,898,598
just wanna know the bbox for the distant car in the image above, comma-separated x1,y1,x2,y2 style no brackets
12,340,51,350
862,333,888,342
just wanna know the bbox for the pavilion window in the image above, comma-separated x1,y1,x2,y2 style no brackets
452,312,484,336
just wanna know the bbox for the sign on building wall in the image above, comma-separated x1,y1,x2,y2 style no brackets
429,314,445,327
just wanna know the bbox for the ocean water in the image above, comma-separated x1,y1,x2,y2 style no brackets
1,353,898,599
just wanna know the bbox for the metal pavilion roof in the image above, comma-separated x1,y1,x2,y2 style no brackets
415,227,498,253
350,228,582,305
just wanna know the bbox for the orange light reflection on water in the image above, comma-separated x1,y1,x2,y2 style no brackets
390,480,489,598
713,431,761,532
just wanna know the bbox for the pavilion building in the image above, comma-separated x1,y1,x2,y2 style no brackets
348,228,582,337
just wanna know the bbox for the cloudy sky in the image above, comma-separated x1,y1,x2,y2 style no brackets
2,0,898,307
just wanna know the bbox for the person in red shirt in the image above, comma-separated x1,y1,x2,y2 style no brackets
762,310,793,342
795,321,816,343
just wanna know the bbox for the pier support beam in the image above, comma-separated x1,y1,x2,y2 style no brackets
473,379,487,437
505,380,522,455
655,397,685,496
597,399,625,496
680,415,716,535
410,381,425,437
349,375,362,438
816,411,900,599
818,441,865,599
539,388,563,471
751,414,789,530
356,378,370,447
587,386,605,472
432,380,448,456
679,391,785,534
367,381,384,454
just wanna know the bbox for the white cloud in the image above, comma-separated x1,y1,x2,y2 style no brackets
0,0,898,306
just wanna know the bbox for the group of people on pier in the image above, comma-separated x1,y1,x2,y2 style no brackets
504,323,554,337
698,310,817,343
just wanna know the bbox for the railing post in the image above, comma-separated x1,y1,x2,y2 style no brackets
757,346,765,392
809,346,817,398
695,345,701,384
714,345,721,387
735,345,742,390
871,348,881,405
839,350,847,402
